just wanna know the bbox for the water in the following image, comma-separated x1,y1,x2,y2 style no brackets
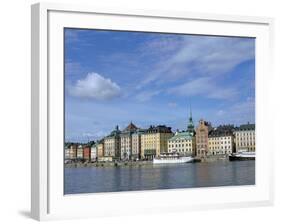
64,160,255,194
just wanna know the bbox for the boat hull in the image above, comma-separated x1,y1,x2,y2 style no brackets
229,155,255,161
153,156,194,164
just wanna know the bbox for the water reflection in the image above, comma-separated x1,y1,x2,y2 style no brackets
64,160,255,194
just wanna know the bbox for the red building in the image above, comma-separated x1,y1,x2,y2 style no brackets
83,145,91,161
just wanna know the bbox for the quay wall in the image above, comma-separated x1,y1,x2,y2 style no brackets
65,155,229,168
65,160,152,168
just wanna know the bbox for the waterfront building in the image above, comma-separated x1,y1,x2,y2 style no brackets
104,125,121,159
91,144,98,161
120,122,138,160
77,144,84,160
83,145,91,161
168,108,196,156
141,125,173,159
64,145,70,160
168,132,196,156
234,123,255,152
91,139,104,161
132,129,145,160
97,139,104,158
196,119,212,157
68,144,77,160
208,125,235,155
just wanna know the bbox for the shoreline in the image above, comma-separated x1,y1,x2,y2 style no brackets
64,155,231,168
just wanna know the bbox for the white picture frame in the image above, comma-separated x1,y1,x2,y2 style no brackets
31,2,274,221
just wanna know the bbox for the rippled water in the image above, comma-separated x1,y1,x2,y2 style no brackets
64,160,255,194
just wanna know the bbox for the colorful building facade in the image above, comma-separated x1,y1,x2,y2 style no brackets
104,125,121,159
196,119,212,157
141,125,173,159
83,145,91,161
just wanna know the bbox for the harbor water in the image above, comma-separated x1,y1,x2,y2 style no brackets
64,160,255,194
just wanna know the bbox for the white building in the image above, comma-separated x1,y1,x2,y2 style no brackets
120,122,138,160
234,123,255,152
64,145,70,160
76,144,84,160
208,125,235,155
131,130,144,159
168,131,196,156
91,144,98,161
167,108,196,156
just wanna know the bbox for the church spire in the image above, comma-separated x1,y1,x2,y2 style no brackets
189,104,192,120
187,104,194,134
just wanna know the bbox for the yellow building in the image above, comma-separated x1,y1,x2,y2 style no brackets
104,126,121,159
141,125,173,159
97,140,104,158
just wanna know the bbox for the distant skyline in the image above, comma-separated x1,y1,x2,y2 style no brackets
65,28,255,142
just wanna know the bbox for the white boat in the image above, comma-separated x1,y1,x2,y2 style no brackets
153,152,194,164
229,151,255,161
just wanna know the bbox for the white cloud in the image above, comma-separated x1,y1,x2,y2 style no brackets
168,77,238,100
70,72,121,100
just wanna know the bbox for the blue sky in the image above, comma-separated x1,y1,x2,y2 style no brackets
64,28,255,142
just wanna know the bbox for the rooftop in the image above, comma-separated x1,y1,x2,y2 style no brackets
209,124,235,137
144,125,172,134
168,131,194,141
123,122,138,132
236,123,255,131
106,125,121,138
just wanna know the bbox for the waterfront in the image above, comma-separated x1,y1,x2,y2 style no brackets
64,160,255,194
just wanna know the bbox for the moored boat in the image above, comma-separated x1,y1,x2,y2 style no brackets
153,152,194,164
229,152,255,161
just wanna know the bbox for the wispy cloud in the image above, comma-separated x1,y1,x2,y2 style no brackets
168,102,178,107
64,30,255,141
230,97,255,119
168,77,239,100
138,35,255,88
65,61,85,77
135,90,161,102
138,35,182,56
212,97,255,125
69,72,121,100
